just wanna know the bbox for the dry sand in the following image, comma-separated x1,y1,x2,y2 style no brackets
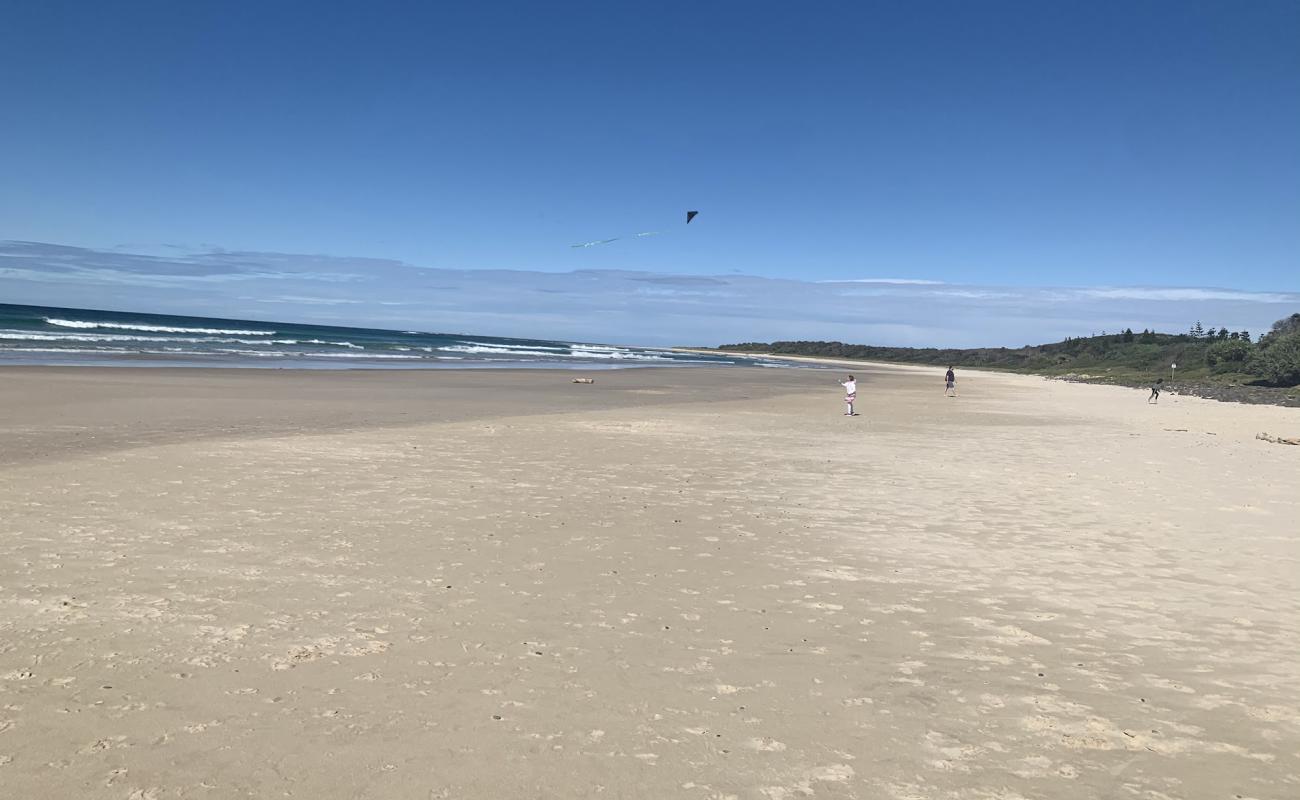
1,363,1297,799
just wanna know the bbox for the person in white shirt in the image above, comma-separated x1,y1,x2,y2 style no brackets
841,375,857,416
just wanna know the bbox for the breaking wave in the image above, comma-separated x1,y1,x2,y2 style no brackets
45,317,276,336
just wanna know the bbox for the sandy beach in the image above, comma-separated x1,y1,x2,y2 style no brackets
1,363,1297,799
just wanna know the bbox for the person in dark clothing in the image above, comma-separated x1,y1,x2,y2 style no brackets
1148,378,1164,404
944,367,957,397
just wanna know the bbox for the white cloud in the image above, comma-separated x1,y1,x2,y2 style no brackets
932,289,1024,300
246,295,365,305
1080,288,1297,303
2,240,1296,347
819,278,947,285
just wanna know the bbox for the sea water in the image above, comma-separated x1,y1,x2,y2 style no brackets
0,303,784,370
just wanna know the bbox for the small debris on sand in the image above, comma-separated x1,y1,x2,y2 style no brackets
1256,432,1300,446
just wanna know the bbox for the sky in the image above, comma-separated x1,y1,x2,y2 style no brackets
2,1,1297,345
3,241,1295,347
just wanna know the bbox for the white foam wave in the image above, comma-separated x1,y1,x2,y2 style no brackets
307,352,423,359
0,331,373,352
269,338,362,348
566,343,693,361
0,347,241,358
456,340,569,352
0,347,436,365
565,349,673,361
440,342,686,361
1,347,128,355
441,344,565,357
0,331,278,345
45,318,275,335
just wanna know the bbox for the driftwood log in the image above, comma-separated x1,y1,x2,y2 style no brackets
1256,432,1300,446
572,378,595,384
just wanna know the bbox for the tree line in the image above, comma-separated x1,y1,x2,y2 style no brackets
718,313,1300,387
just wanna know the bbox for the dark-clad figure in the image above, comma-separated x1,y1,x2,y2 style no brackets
1149,377,1164,404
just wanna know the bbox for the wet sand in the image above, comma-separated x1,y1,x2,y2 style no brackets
1,364,1297,798
0,366,816,466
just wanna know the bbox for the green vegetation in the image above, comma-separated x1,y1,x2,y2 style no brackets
1253,314,1300,386
719,313,1300,388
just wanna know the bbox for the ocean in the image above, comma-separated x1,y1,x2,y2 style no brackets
0,303,775,370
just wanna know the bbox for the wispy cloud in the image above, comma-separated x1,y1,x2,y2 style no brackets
932,289,1024,300
242,295,365,305
2,240,1296,347
819,278,947,285
1079,287,1295,303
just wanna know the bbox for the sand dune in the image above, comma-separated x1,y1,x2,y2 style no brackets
1,364,1297,798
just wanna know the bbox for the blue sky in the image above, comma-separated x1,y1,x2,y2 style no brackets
2,1,1297,344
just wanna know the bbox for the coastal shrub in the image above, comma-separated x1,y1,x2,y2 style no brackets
1205,338,1253,372
1251,332,1300,386
1266,313,1300,339
718,315,1300,387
